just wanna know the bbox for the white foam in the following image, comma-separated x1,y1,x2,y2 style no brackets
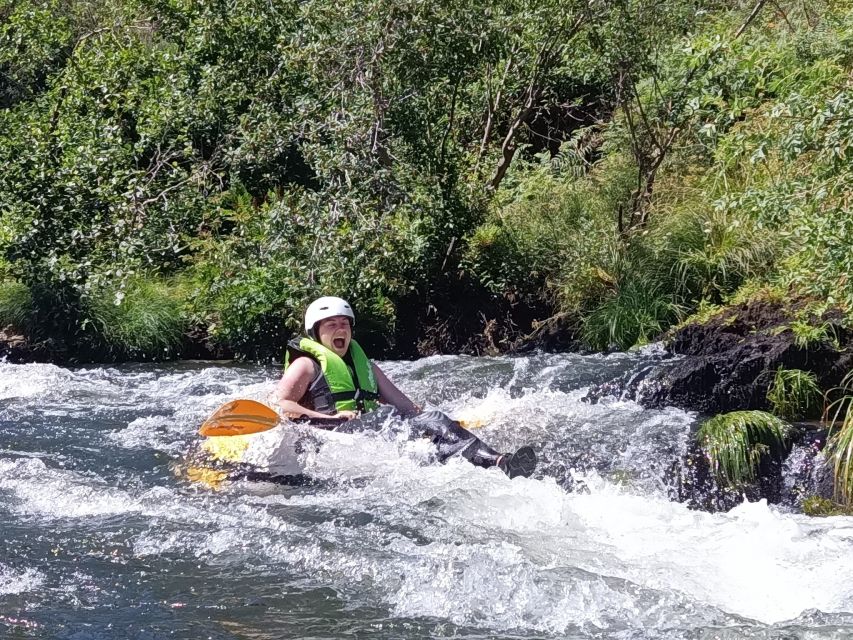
108,415,188,454
0,565,44,595
0,362,78,400
0,458,142,519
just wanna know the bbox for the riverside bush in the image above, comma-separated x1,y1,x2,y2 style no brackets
185,183,432,358
1,0,852,359
84,276,185,359
0,280,34,335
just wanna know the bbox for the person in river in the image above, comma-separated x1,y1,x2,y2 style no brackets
272,296,537,479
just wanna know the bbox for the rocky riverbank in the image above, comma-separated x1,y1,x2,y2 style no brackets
644,299,853,415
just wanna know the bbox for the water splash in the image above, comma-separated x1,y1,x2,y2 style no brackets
1,357,853,638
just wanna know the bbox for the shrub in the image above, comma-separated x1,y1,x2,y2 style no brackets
697,410,790,487
463,148,633,318
670,208,779,304
580,274,682,350
186,182,434,358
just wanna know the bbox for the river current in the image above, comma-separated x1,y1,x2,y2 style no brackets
2,351,853,639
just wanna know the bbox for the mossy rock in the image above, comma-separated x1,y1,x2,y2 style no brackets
802,496,853,517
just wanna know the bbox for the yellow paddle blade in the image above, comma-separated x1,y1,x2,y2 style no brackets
457,418,485,430
199,399,281,436
200,434,253,462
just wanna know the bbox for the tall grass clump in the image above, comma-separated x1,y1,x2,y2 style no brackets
669,208,779,304
766,367,823,420
825,371,853,505
84,276,186,358
0,280,34,334
697,410,790,487
580,274,682,350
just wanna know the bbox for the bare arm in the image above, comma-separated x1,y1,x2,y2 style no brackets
373,363,420,417
272,358,357,420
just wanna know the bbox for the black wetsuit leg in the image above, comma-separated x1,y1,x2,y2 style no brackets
409,410,502,468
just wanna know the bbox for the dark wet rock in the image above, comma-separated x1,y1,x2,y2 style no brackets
583,352,671,405
582,299,849,512
0,329,34,362
638,299,851,415
512,312,581,353
667,421,835,512
179,324,234,361
782,426,834,508
0,329,65,363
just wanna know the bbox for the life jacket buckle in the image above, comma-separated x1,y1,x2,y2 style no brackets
353,388,365,413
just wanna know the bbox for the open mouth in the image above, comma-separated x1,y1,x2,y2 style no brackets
333,338,346,350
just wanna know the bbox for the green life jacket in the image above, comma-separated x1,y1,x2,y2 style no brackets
284,337,380,415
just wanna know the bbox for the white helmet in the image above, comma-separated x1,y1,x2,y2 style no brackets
304,296,355,338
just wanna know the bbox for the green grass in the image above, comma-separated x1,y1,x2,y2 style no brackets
580,276,682,350
766,367,823,420
825,371,853,505
790,318,839,350
671,209,779,304
0,280,34,334
85,276,186,358
697,410,790,487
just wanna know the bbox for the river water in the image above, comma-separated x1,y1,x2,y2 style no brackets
2,351,853,639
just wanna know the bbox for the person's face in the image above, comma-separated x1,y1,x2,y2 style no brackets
316,315,352,356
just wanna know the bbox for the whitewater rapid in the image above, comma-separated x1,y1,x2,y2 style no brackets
2,353,853,639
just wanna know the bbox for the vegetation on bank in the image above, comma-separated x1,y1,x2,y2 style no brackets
0,0,851,362
697,368,853,512
697,410,790,488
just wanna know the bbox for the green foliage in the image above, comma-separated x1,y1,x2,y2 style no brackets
766,367,822,420
669,208,778,303
0,280,34,333
463,149,624,305
580,279,681,350
463,223,533,296
801,496,853,517
578,242,684,350
84,276,186,358
185,184,431,358
790,317,840,350
825,371,853,505
1,0,853,359
0,0,74,108
697,410,790,487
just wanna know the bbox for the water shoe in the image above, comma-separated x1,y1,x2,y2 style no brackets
498,445,537,479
